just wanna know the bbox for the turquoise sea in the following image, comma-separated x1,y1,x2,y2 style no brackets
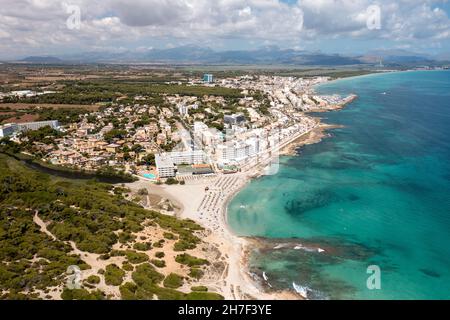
228,71,450,300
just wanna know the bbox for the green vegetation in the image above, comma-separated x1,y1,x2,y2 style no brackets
174,240,197,251
121,263,222,300
163,273,183,289
133,242,152,251
8,80,243,106
155,252,165,259
60,288,105,300
189,268,204,280
122,262,134,272
137,188,148,196
132,263,165,287
0,140,137,184
153,239,165,248
191,286,208,292
186,292,224,300
163,232,177,240
104,129,127,143
86,275,101,285
165,178,179,185
125,250,149,264
0,154,213,300
175,254,210,267
119,282,140,300
151,259,166,268
104,264,125,286
36,108,89,124
22,125,64,146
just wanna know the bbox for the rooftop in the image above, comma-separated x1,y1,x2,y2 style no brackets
155,154,175,168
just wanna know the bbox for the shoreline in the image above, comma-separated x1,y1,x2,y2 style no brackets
127,76,362,300
129,122,346,300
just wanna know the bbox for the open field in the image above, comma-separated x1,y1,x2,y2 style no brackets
0,103,100,111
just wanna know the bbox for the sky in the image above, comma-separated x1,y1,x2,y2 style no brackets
1,0,450,59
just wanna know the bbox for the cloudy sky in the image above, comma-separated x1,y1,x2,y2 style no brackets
1,0,450,59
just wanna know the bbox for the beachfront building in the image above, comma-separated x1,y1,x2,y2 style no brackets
169,150,206,165
155,154,176,178
215,141,255,164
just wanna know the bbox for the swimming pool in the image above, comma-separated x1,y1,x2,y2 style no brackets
143,173,156,179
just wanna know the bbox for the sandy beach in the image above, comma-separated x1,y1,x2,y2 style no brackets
122,84,357,300
127,172,302,300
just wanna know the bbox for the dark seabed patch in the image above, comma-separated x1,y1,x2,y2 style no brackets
347,194,360,202
284,189,339,216
246,236,384,299
419,269,441,278
228,71,450,299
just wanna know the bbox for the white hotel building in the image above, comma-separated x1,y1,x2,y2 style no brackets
215,136,265,165
0,120,60,138
155,154,176,178
169,150,206,165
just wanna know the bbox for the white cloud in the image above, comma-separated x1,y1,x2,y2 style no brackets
0,0,449,58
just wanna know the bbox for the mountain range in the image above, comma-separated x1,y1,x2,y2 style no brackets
11,46,449,66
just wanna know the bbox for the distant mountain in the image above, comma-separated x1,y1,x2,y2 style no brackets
20,56,64,64
58,46,366,66
362,49,435,65
434,52,450,62
13,46,443,66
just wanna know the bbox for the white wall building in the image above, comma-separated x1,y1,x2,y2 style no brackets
178,104,189,117
169,150,205,165
18,120,59,131
0,120,59,138
155,154,176,178
0,124,19,138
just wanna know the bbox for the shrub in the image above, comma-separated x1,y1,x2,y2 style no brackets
122,262,134,272
189,268,204,280
191,286,208,292
104,264,125,286
163,232,176,240
61,288,105,300
118,232,136,244
151,259,166,268
155,252,165,259
151,286,185,300
119,282,137,300
163,273,183,289
186,292,224,300
132,264,164,287
86,275,101,285
125,250,149,264
133,242,152,251
153,239,165,248
173,240,196,252
165,178,179,185
137,188,148,196
175,254,209,267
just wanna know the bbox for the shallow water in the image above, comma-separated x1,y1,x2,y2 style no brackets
228,71,450,299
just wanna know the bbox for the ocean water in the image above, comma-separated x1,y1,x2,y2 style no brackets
228,71,450,300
